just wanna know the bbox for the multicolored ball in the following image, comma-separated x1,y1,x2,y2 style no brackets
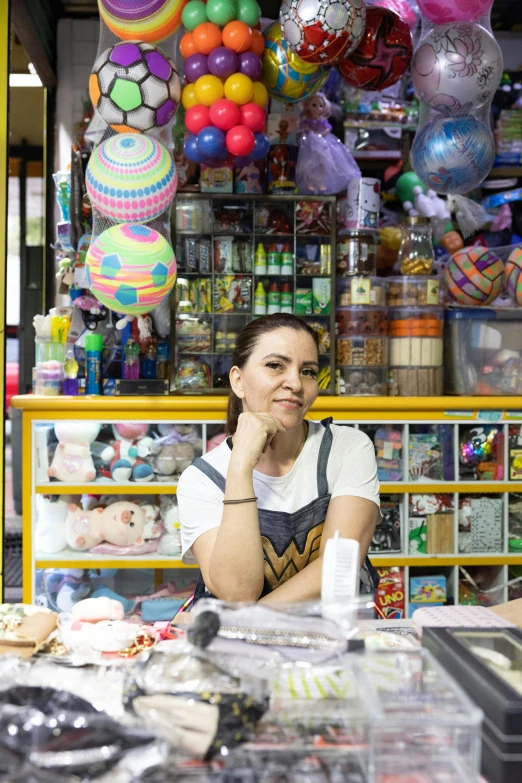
98,0,187,42
86,135,176,224
444,245,504,306
86,224,177,316
262,21,329,103
280,0,365,65
505,245,522,306
339,7,412,92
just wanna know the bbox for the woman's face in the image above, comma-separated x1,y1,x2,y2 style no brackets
231,328,319,430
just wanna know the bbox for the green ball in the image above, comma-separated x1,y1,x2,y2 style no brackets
237,0,260,27
395,171,425,205
206,0,237,26
182,0,208,31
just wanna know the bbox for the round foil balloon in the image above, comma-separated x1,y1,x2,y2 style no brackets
376,0,418,30
86,134,177,223
417,0,494,24
98,0,186,42
262,21,330,103
412,23,502,115
412,114,494,194
279,0,365,65
90,41,180,133
339,8,412,91
505,245,522,306
86,224,177,316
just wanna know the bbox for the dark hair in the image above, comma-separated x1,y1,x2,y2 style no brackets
226,313,319,435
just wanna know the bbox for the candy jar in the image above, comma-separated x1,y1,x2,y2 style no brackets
398,216,434,275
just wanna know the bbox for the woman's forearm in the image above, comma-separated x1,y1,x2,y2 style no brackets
259,557,323,604
208,458,265,601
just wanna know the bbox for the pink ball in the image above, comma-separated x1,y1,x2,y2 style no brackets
239,102,266,133
226,125,255,156
417,0,493,23
185,104,211,135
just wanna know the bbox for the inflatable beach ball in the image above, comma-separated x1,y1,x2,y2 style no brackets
86,224,177,315
262,21,329,103
86,134,177,223
505,245,522,306
444,246,504,306
90,41,180,133
98,0,187,42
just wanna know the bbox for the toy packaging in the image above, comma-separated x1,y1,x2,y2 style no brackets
213,276,252,313
375,426,403,482
460,425,504,481
199,165,234,194
267,113,298,145
234,160,266,195
268,143,298,194
409,516,427,554
375,567,405,619
410,576,447,604
370,495,401,553
409,432,443,481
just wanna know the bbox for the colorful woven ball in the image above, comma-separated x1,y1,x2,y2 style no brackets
280,0,366,65
86,224,177,315
505,245,522,306
98,0,186,42
339,8,412,91
90,41,180,133
262,21,330,103
444,246,505,306
86,135,176,223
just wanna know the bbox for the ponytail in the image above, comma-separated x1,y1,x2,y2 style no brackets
226,391,243,435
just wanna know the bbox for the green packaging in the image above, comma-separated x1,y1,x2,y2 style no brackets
295,288,312,315
312,277,331,315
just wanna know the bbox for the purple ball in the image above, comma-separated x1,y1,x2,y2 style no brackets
238,51,262,81
207,46,238,79
184,53,209,84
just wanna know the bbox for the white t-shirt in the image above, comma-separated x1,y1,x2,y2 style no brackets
178,421,380,565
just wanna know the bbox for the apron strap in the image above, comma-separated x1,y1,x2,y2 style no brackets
191,457,226,493
317,417,333,498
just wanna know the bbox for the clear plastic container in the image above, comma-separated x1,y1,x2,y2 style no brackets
387,275,441,307
175,198,212,233
336,306,388,336
397,216,434,275
390,307,444,368
336,276,386,306
336,230,377,277
337,367,388,396
176,315,212,354
390,367,444,396
336,336,388,366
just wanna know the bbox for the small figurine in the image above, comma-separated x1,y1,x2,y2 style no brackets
296,92,361,196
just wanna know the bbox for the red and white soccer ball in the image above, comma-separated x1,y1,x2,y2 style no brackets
279,0,366,65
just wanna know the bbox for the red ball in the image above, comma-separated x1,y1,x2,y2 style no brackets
226,125,255,156
209,99,240,131
239,102,266,133
339,8,412,92
185,104,211,135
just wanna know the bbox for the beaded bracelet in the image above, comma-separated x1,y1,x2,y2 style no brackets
223,497,258,505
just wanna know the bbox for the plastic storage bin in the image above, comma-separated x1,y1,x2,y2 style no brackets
336,276,386,306
445,308,522,395
337,367,388,396
336,306,388,336
336,336,388,366
389,307,443,396
387,275,441,307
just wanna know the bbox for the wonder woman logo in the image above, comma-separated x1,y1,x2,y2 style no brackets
262,523,324,590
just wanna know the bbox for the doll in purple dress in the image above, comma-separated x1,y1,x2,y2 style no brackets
296,92,361,196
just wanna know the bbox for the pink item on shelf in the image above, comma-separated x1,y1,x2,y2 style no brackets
412,604,516,636
89,538,159,556
206,431,227,452
65,501,146,550
70,596,125,623
417,0,493,24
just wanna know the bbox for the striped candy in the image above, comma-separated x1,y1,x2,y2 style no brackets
444,246,504,306
86,224,177,316
98,0,186,43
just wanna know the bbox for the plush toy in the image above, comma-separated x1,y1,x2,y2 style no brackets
56,569,91,612
207,431,227,452
141,503,163,539
65,500,146,551
157,496,181,556
102,423,154,482
35,496,69,554
48,422,101,482
150,423,201,478
71,596,125,623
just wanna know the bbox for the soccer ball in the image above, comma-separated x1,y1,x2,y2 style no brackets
279,0,365,65
89,41,181,133
262,21,329,103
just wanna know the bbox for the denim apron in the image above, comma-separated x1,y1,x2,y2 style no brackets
191,418,380,603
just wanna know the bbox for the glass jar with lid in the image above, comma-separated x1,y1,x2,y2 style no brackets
398,216,434,275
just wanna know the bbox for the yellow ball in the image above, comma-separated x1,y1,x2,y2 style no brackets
252,81,268,107
194,74,225,106
181,83,198,109
224,73,254,105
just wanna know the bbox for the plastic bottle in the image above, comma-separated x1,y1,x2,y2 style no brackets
281,243,294,275
267,281,281,314
85,333,103,395
124,338,140,380
254,281,267,315
280,281,293,314
267,244,282,275
156,339,171,380
141,339,157,379
254,243,267,275
62,350,78,396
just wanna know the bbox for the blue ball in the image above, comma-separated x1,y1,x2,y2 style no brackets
412,115,495,195
251,133,270,161
184,135,207,164
197,126,226,159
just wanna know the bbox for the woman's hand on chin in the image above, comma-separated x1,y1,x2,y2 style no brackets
232,412,287,470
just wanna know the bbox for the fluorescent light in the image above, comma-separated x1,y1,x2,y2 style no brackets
9,73,43,87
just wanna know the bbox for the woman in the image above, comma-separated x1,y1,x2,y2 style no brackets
177,314,380,604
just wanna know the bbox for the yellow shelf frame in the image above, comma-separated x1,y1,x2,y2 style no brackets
35,558,197,570
35,484,177,495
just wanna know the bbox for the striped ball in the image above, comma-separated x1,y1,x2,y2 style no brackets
98,0,186,42
444,246,504,306
86,224,177,316
505,245,522,306
86,134,177,224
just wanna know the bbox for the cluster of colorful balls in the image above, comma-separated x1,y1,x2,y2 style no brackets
460,426,497,467
180,0,270,165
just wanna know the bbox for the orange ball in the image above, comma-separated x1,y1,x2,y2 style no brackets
222,20,252,53
250,28,264,56
192,22,222,55
180,32,197,59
